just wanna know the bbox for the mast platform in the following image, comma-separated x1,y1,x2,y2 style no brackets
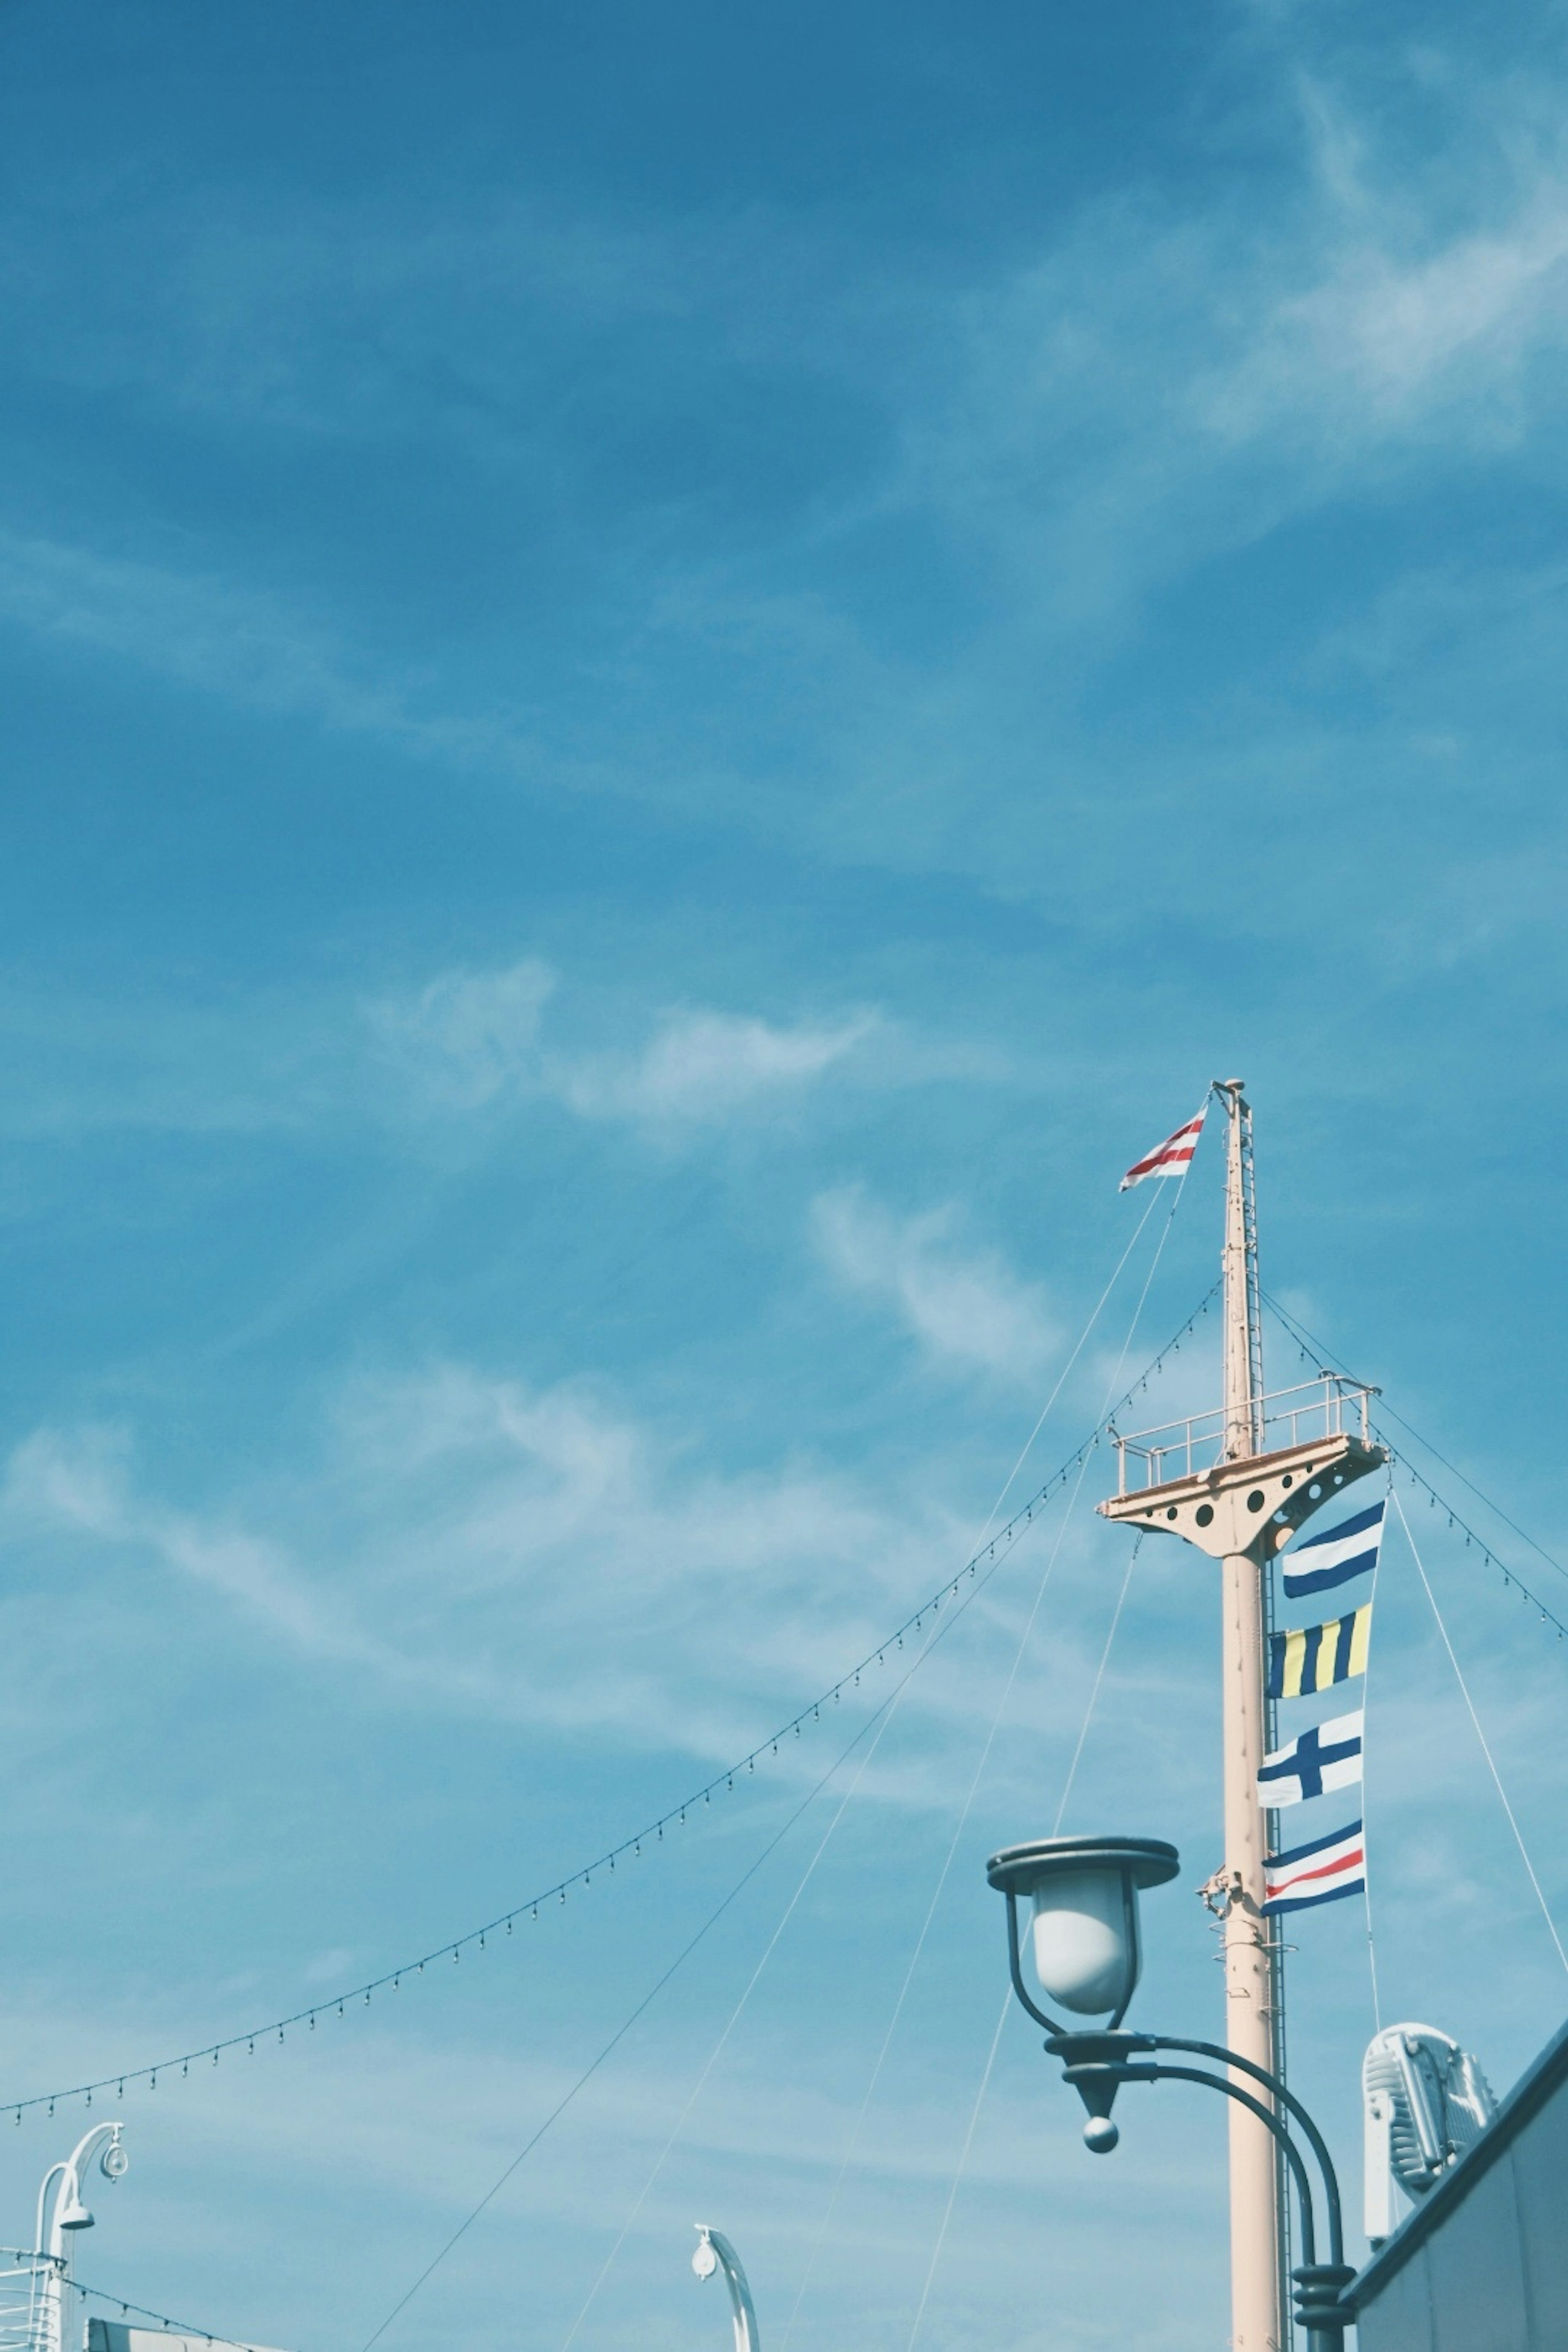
1099,1375,1385,1561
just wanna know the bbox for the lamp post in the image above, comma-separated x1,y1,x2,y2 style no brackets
692,2225,760,2352
985,1836,1354,2350
30,2123,129,2352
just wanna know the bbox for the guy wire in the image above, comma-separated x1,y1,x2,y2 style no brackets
782,1166,1189,2348
363,1450,1060,2352
1391,1492,1568,1977
1261,1294,1568,1645
906,1516,1145,2347
557,1179,1188,2351
902,1171,1194,2346
7,1288,1220,2129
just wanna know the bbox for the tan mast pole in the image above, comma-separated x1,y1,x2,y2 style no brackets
1101,1088,1385,2340
1217,1079,1282,2351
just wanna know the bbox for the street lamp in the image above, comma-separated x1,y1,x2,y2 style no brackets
692,2225,760,2352
31,2123,129,2352
986,1834,1354,2348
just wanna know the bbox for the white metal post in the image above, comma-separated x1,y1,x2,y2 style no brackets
693,2226,760,2352
29,2125,126,2352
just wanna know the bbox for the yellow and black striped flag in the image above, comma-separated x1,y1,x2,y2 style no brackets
1267,1604,1372,1701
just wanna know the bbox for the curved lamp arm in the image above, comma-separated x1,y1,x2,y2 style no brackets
33,2164,67,2263
1109,2063,1318,2268
693,2225,760,2352
1056,2052,1353,2348
1143,2034,1345,2267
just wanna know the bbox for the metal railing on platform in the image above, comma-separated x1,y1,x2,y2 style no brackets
0,2261,52,2352
1110,1374,1377,1495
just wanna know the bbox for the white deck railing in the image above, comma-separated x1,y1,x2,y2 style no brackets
0,2261,51,2352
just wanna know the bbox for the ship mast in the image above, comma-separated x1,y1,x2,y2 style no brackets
1100,1084,1385,2351
1215,1079,1285,2351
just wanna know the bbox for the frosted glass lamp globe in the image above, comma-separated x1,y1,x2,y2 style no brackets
985,1835,1180,2023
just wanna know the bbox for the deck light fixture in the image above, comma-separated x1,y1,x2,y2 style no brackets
692,2224,760,2352
986,1834,1179,2046
984,1830,1354,2345
27,2124,129,2352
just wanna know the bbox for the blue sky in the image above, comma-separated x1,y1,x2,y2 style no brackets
2,0,1568,2345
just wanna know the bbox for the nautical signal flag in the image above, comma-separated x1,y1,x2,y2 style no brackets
1119,1103,1207,1192
1257,1708,1363,1807
1262,1820,1366,1916
1267,1603,1372,1699
1281,1499,1385,1600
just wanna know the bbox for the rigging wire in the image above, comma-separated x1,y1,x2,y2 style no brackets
362,1368,1124,2352
0,2260,268,2352
567,1180,1187,2351
778,1453,1094,2352
906,1500,1148,2346
358,1261,1561,2350
1261,1295,1568,1645
356,1686,907,2352
1052,1538,1138,1836
1390,1492,1568,1978
4,1291,1220,2132
785,1176,1189,2350
1261,1289,1568,1592
1378,1459,1568,1643
900,1988,1012,2352
967,1180,1165,1548
1038,1165,1190,1834
1040,1157,1189,1838
554,1614,931,2352
776,1174,1189,2348
556,1775,871,2351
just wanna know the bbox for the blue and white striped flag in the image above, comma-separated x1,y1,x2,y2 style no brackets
1281,1499,1384,1600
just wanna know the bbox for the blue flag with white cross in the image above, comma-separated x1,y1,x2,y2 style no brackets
1257,1708,1364,1808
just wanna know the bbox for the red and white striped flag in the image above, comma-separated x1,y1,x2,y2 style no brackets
1119,1102,1207,1192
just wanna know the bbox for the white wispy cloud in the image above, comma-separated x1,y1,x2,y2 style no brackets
0,529,397,730
0,1356,1129,1822
0,961,888,1146
364,958,559,1110
556,1006,878,1124
812,1188,1059,1384
367,959,879,1128
0,1371,932,1756
0,528,552,782
888,76,1568,645
7,71,1568,931
2,1424,425,1686
1205,186,1568,450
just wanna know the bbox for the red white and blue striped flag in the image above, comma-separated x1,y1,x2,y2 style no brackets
1120,1103,1207,1192
1262,1820,1365,1916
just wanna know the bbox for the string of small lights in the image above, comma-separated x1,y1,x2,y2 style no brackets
1384,1452,1568,1640
1263,1293,1568,1643
0,2253,269,2351
4,1283,1220,2127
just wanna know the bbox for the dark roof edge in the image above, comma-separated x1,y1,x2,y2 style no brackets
1348,2013,1568,2307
